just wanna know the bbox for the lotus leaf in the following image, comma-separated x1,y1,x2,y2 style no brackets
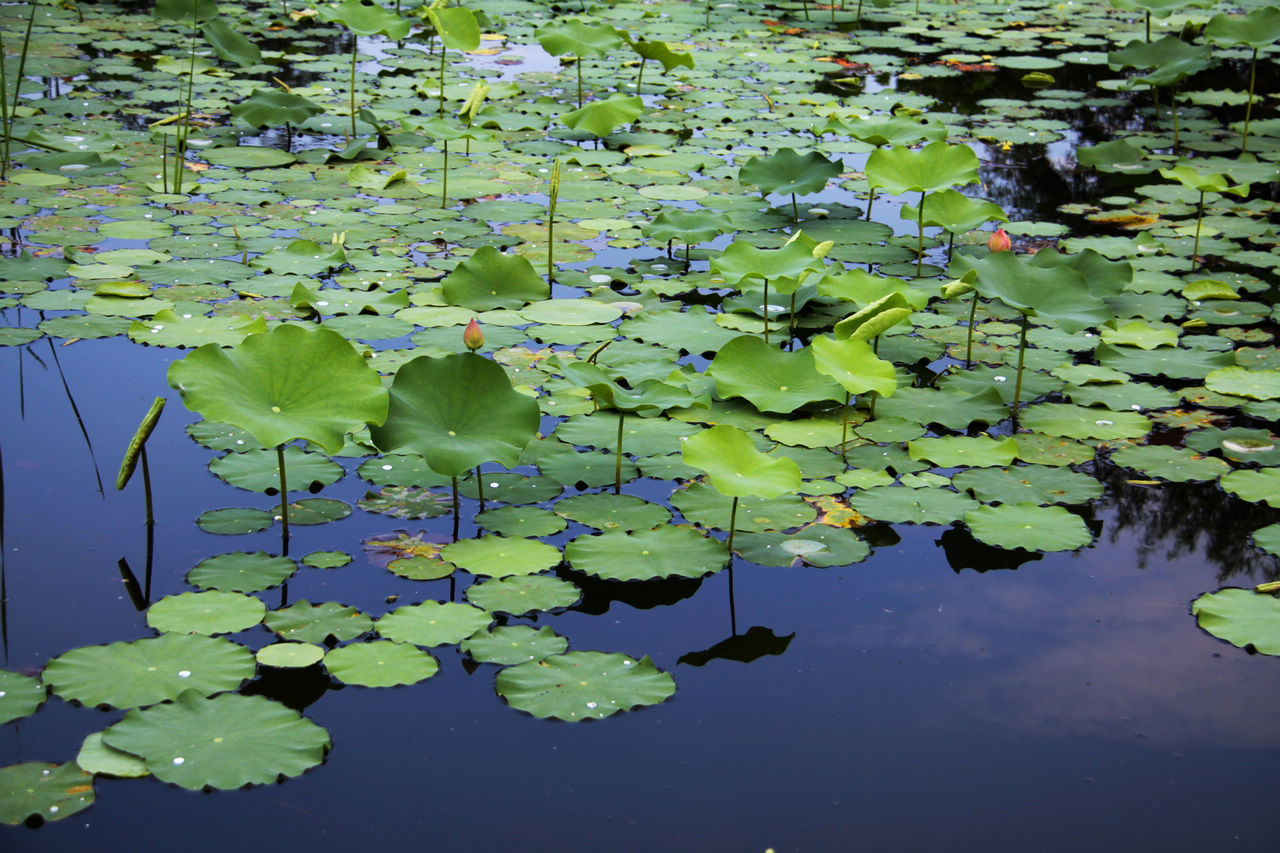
43,633,254,709
739,149,842,203
146,591,266,635
257,643,325,669
76,733,149,779
475,506,569,537
496,652,675,721
376,601,492,647
964,503,1093,551
535,20,623,57
209,448,342,493
1220,469,1280,509
459,625,568,665
1204,367,1280,401
1253,524,1280,558
952,465,1104,504
562,95,645,138
682,424,801,499
465,575,581,615
669,483,817,531
1192,588,1280,655
302,551,352,569
285,498,352,525
196,507,274,535
316,0,411,37
186,552,297,593
0,670,45,725
441,246,549,310
230,90,325,129
866,141,979,196
101,691,330,790
874,387,1009,430
1185,427,1280,465
907,436,1019,469
264,601,372,644
732,526,870,567
357,486,453,519
323,642,439,687
553,493,672,531
1018,403,1151,440
0,763,94,825
565,526,726,581
900,189,1007,233
849,486,978,525
129,310,268,349
708,337,844,414
439,535,562,578
1096,341,1234,380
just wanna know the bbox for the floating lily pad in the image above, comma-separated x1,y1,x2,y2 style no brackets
465,575,581,615
1108,445,1230,482
496,651,675,721
376,601,492,647
1019,403,1150,440
1253,525,1280,558
0,763,94,825
1191,588,1280,655
1220,469,1280,509
209,448,343,494
907,436,1019,468
1185,427,1280,465
323,641,439,687
76,732,149,779
849,486,978,525
101,691,329,790
553,493,671,531
302,551,352,569
733,526,870,567
952,465,1104,504
671,482,816,531
439,536,562,578
1204,366,1280,401
146,591,266,635
566,526,726,581
284,498,352,525
964,503,1093,552
196,507,274,535
257,643,325,669
459,625,568,665
475,505,568,537
43,633,254,709
264,601,372,644
357,486,453,519
0,670,46,724
186,552,297,593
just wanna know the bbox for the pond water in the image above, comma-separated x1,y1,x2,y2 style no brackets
2,0,1279,849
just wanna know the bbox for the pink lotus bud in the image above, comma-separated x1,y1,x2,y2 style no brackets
463,317,483,352
988,228,1012,253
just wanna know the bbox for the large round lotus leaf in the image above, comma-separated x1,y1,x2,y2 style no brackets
733,526,870,568
1253,524,1280,558
264,601,372,644
465,575,581,615
954,251,1107,334
671,482,817,531
952,465,1105,504
475,505,568,537
146,591,266,635
554,411,698,455
519,299,622,326
1096,341,1233,380
441,246,549,310
208,448,343,494
1204,366,1280,401
1185,427,1280,465
323,641,439,687
553,493,671,531
460,472,562,504
439,535,562,578
167,324,388,455
1018,403,1150,440
370,353,539,477
709,336,844,413
565,526,726,581
358,454,453,488
460,625,568,665
187,421,264,453
317,0,412,36
875,387,1008,431
196,507,274,535
964,503,1093,552
101,691,330,790
257,642,325,669
682,424,801,499
76,732,150,778
376,601,492,647
187,552,297,593
129,310,267,349
621,309,741,354
907,436,1019,468
0,670,45,724
711,238,826,288
1108,445,1230,483
43,633,254,709
811,335,899,397
1220,469,1280,509
357,486,452,519
866,140,979,195
849,486,978,525
1192,589,1280,655
496,651,675,721
739,148,842,199
201,146,296,167
285,497,352,525
0,763,94,825
561,94,645,137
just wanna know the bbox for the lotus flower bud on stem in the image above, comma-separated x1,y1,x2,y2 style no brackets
463,317,484,352
988,228,1012,253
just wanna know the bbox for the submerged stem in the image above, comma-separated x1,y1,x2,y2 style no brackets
141,446,154,528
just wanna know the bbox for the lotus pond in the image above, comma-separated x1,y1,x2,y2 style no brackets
2,0,1280,847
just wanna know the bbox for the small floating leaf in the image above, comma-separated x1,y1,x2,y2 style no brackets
496,651,675,721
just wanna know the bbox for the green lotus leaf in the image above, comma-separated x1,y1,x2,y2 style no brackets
439,535,562,578
1076,139,1157,174
739,148,842,200
129,309,268,348
832,293,914,342
822,113,947,146
1204,7,1280,49
154,0,217,24
200,17,260,67
642,209,734,249
953,250,1110,333
1019,403,1150,440
964,503,1093,551
520,298,622,325
209,447,342,493
284,497,351,525
849,486,978,525
1159,164,1250,197
303,550,351,568
1096,341,1234,380
621,309,742,355
1204,366,1280,401
0,763,94,825
459,471,562,504
168,324,387,455
1185,427,1280,465
358,454,452,488
441,246,549,310
732,525,870,567
424,5,480,51
1099,319,1179,349
708,337,844,413
230,89,325,129
323,641,439,687
535,19,623,57
900,188,1007,233
866,141,980,196
907,436,1019,468
711,238,826,287
565,526,726,581
0,670,46,725
496,651,675,721
1191,588,1280,655
873,386,1009,431
186,552,297,593
628,36,694,73
257,642,325,669
101,692,330,790
317,0,411,37
459,625,568,665
1220,469,1280,509
671,483,817,531
1109,36,1212,86
357,486,452,519
76,732,149,778
196,507,274,535
560,362,697,415
146,591,266,635
370,353,540,477
249,240,346,276
682,424,801,499
1253,524,1280,558
264,600,372,644
553,493,671,531
475,505,568,537
465,575,581,615
43,633,254,709
817,269,932,310
562,95,644,138
376,601,492,647
952,465,1104,504
1109,445,1229,483
290,283,409,317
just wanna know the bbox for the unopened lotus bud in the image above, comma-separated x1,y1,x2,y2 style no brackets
463,317,483,352
988,228,1011,253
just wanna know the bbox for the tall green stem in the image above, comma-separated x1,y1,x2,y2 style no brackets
1,28,11,180
1010,312,1029,429
726,496,739,557
964,290,979,369
141,447,154,528
614,411,625,495
451,476,459,542
916,189,926,277
762,278,770,345
1242,48,1257,153
475,466,484,513
349,38,358,139
1191,189,1204,273
1,1,38,178
276,444,289,555
438,44,446,116
576,57,584,108
440,140,449,209
840,391,850,463
547,159,560,283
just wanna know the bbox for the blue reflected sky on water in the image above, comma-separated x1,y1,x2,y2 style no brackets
2,337,1278,852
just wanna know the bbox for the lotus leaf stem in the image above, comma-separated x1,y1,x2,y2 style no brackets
726,496,739,558
1011,311,1029,430
964,290,979,369
1191,189,1204,273
1242,48,1257,153
614,412,625,495
916,189,926,277
475,466,484,512
141,447,154,528
451,476,459,541
276,444,289,554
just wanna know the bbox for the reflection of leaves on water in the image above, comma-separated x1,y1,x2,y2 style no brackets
1095,462,1280,583
936,526,1043,574
678,626,795,667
